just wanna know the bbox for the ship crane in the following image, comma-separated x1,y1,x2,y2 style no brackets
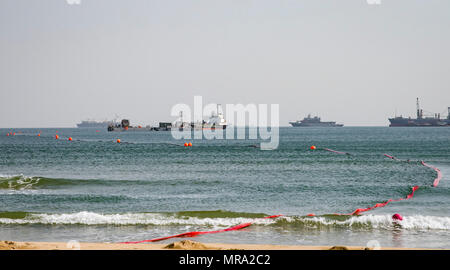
389,98,450,126
416,97,423,119
440,108,450,120
416,98,442,119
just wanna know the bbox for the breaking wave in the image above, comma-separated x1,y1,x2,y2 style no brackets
0,174,79,190
0,174,223,190
277,214,450,230
0,211,448,231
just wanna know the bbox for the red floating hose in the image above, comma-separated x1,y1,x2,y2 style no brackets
322,148,350,155
421,161,443,187
383,154,398,160
334,186,419,216
121,149,443,244
120,215,282,244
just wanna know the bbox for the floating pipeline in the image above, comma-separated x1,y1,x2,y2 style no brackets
334,186,420,216
382,154,442,188
119,215,283,244
330,152,440,216
383,154,398,160
120,148,442,244
322,148,351,155
421,161,443,187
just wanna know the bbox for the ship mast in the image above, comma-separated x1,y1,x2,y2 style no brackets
416,97,423,119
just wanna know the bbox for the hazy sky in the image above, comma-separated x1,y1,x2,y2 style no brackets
1,0,449,127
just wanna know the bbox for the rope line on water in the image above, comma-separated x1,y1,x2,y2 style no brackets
120,148,442,244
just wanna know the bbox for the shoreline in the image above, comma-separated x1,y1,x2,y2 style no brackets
0,240,429,250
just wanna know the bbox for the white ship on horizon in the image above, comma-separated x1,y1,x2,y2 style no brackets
174,104,228,130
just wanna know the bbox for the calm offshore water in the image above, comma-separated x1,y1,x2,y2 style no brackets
0,127,449,248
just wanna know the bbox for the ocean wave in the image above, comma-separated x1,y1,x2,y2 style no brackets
0,174,224,190
276,214,450,230
0,175,74,190
0,211,448,230
0,211,273,227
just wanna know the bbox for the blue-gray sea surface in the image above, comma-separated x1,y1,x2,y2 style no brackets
0,127,449,248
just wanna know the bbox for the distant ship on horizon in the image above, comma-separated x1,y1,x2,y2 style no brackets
388,98,450,127
77,120,114,128
289,114,344,127
173,104,228,130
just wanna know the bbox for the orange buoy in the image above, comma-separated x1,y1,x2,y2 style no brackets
37,134,41,137
188,142,192,147
310,145,316,150
307,213,315,217
184,143,188,147
55,135,59,139
12,132,15,136
68,137,73,141
6,133,10,136
138,125,142,128
117,139,121,143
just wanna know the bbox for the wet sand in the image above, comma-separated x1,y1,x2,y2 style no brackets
0,240,425,250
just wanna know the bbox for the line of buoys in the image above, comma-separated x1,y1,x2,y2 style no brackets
184,142,192,147
29,133,126,145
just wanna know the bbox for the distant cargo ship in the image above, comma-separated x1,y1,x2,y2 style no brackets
289,114,343,127
388,98,450,127
173,104,228,130
107,119,150,131
77,120,114,128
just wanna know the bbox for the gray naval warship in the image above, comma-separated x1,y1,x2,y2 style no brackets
389,98,450,127
77,120,114,128
289,114,344,127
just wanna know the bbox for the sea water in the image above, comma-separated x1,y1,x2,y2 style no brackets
0,127,449,248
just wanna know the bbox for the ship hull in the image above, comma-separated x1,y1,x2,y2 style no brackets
388,118,448,127
290,122,343,127
77,123,111,128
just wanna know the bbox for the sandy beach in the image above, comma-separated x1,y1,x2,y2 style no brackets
0,240,424,250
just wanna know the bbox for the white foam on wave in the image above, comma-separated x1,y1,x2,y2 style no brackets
0,211,276,227
0,212,448,231
282,214,450,230
0,174,41,190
